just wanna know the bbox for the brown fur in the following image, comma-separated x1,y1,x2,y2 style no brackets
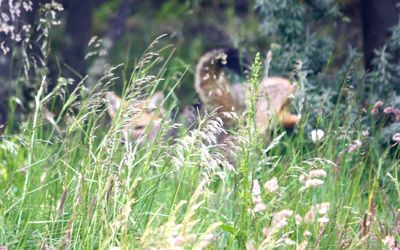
195,49,244,126
105,92,165,142
105,49,299,144
195,49,300,136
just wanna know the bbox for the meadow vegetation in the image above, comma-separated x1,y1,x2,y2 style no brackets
0,0,399,249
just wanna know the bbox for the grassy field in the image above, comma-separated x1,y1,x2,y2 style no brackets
0,41,399,250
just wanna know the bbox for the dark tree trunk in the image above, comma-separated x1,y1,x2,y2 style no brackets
108,0,136,47
85,0,136,88
361,0,400,70
0,1,12,127
0,54,8,127
234,0,249,16
62,0,94,91
0,43,11,127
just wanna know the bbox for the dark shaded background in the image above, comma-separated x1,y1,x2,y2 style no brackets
0,0,399,129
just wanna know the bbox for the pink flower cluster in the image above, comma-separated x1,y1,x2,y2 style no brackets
384,107,400,121
371,101,384,115
348,140,362,153
371,100,400,122
393,133,400,143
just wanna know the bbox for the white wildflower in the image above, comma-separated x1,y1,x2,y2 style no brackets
299,174,306,183
304,208,316,224
318,217,329,224
275,209,293,218
252,179,262,197
22,1,33,11
308,169,327,178
170,235,185,247
272,210,293,229
295,214,302,225
22,24,31,33
304,203,330,224
310,129,324,143
348,139,362,153
1,41,10,54
1,13,10,22
254,203,267,213
264,177,279,193
252,195,262,204
317,203,330,214
284,238,296,246
392,133,400,143
305,178,324,188
382,235,396,249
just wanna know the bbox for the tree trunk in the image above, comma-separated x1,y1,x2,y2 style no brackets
62,0,94,91
235,0,249,16
361,0,399,70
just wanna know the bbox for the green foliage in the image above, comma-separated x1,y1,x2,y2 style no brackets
366,21,400,143
255,0,339,77
256,0,399,148
369,21,400,95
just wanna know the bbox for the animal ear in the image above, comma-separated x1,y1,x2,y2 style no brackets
105,92,122,118
147,91,164,111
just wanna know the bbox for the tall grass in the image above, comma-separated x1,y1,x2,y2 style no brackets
1,4,400,249
0,38,399,249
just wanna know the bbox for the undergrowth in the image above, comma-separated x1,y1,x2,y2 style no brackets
0,1,400,249
0,37,399,249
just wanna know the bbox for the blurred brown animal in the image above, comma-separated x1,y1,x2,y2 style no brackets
195,48,300,138
106,92,165,143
